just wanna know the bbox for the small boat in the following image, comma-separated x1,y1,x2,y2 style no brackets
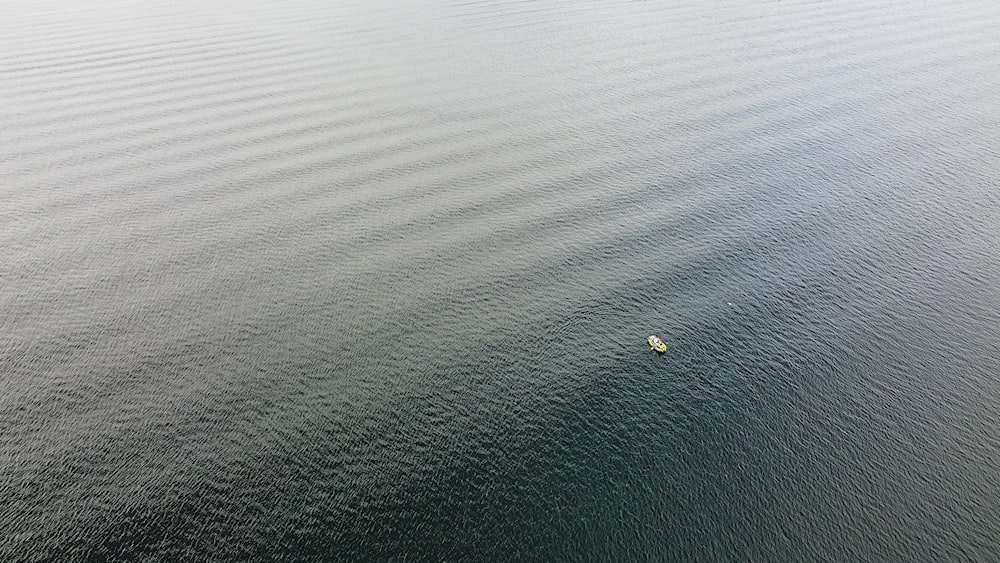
647,335,667,353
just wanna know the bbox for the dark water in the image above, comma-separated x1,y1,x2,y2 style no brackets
3,0,1000,560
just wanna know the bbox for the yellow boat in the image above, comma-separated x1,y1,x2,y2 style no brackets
647,335,667,353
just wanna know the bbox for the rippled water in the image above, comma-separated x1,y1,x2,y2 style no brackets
3,0,1000,560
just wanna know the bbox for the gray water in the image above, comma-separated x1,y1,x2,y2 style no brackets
3,0,1000,560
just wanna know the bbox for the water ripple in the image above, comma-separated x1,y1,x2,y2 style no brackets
3,0,1000,560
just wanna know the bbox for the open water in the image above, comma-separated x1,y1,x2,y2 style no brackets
2,0,1000,560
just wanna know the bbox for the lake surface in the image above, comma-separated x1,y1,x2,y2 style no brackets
2,0,999,560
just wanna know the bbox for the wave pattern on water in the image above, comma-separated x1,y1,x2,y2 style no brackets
2,0,1000,560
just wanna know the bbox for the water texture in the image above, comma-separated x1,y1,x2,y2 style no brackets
2,0,999,560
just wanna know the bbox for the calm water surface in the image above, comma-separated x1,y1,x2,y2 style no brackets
2,0,999,560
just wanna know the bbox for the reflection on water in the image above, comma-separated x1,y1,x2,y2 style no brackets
2,0,1000,559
